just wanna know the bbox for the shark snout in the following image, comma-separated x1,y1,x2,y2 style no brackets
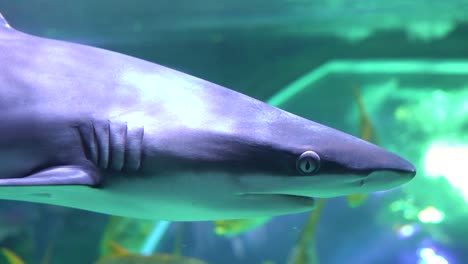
360,150,416,191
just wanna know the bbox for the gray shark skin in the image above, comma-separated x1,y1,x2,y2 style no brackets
0,13,415,220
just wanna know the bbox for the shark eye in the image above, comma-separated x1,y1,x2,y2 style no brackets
296,151,320,175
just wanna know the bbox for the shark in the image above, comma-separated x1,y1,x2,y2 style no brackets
0,12,415,221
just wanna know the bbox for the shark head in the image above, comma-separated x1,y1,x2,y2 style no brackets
237,114,417,198
136,80,416,217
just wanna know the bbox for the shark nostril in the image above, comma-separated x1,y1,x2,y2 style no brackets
360,179,365,187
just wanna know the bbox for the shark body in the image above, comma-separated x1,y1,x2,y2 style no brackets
0,13,415,220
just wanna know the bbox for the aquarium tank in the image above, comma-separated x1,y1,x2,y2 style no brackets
0,1,467,264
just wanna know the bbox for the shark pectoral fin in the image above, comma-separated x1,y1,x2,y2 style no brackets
0,166,101,186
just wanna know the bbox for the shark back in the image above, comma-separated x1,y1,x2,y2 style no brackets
0,12,267,126
0,12,11,29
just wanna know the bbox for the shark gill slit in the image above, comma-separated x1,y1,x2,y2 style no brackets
89,123,98,165
77,121,143,172
76,122,98,165
124,125,144,171
77,122,101,167
94,120,110,169
109,121,127,171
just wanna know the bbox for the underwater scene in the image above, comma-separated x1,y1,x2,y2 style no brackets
0,1,467,264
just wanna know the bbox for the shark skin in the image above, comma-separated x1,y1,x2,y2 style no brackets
0,13,415,221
